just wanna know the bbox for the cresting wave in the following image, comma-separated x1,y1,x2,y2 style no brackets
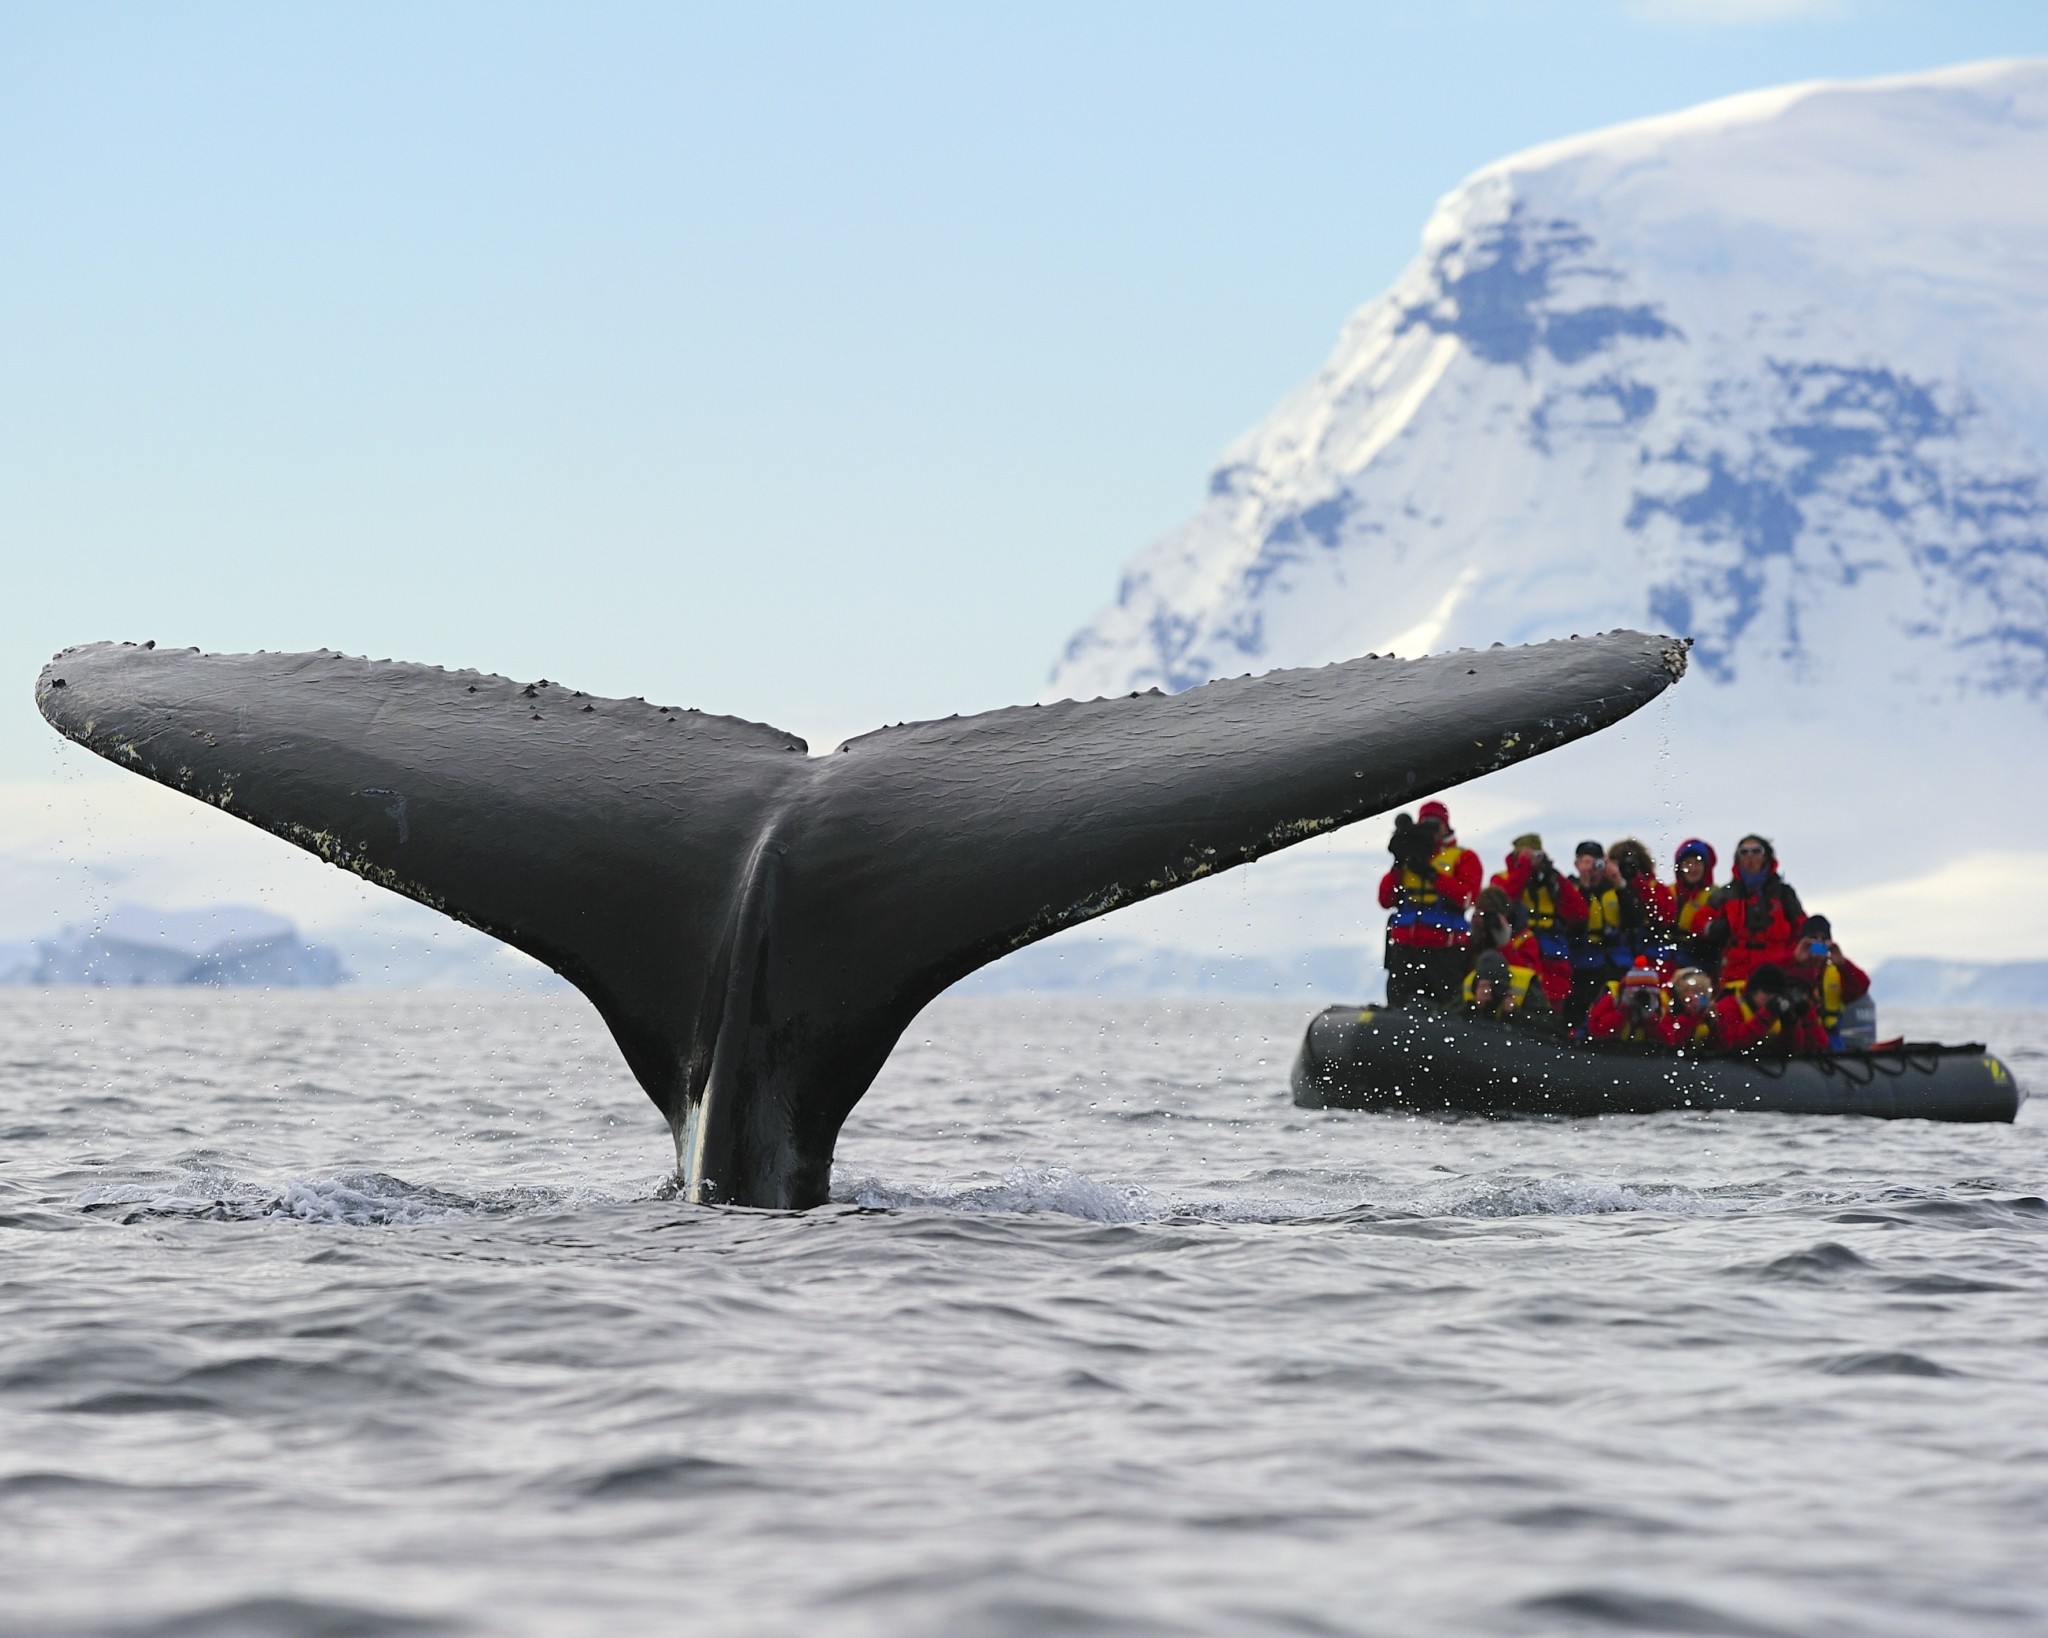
66,1155,2044,1233
73,1170,621,1227
57,1160,1753,1228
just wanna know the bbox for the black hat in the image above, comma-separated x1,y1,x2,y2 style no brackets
1473,951,1510,982
1798,914,1832,939
1746,962,1793,997
1575,840,1605,861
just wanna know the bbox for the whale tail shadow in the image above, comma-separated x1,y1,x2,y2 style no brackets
36,631,1685,1206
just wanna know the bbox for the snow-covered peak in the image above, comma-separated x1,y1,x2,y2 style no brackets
1045,60,2048,949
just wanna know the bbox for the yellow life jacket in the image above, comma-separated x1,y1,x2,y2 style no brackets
1583,884,1624,939
1814,962,1844,1031
1400,855,1449,909
1463,963,1537,1010
1392,849,1471,938
1675,884,1714,935
1520,879,1563,932
1728,994,1787,1041
1397,862,1445,906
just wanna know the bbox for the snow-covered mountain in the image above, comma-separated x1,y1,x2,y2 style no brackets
1043,60,2048,967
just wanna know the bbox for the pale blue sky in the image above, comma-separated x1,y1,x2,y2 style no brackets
7,2,2047,768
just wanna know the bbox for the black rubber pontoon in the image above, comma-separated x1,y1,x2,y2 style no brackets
1292,1004,2024,1122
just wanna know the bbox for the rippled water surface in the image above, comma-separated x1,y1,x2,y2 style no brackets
4,991,2047,1636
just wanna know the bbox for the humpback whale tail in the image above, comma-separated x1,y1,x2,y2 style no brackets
36,631,1686,1207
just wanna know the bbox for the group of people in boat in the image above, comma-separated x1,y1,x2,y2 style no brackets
1378,801,1871,1054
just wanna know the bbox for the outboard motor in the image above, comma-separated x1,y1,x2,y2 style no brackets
1837,993,1879,1050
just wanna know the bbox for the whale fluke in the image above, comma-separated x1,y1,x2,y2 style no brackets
36,632,1686,1207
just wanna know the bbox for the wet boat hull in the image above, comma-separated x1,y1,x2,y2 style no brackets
1291,1004,2023,1122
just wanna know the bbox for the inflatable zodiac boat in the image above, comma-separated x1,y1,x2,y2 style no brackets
1291,1004,2024,1123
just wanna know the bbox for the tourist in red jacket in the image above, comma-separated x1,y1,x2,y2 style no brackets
1462,948,1556,1027
1785,914,1870,1049
1417,799,1483,908
1657,967,1725,1051
1585,957,1667,1043
1698,835,1806,991
1715,964,1829,1055
1567,841,1640,1021
1610,837,1678,972
1671,839,1719,972
1490,832,1584,1007
1379,807,1477,1005
1467,885,1552,997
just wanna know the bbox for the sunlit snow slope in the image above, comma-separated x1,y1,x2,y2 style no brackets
1046,60,2048,966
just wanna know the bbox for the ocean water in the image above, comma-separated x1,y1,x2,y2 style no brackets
3,990,2045,1638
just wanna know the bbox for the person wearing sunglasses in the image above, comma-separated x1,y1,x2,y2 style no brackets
1670,839,1719,974
1697,834,1806,993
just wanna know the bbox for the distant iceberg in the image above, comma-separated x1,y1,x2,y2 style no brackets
0,904,348,988
1873,959,2048,1011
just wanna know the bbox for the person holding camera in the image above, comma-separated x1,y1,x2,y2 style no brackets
1609,838,1678,971
1715,963,1829,1055
1671,839,1719,974
1468,885,1545,970
1785,914,1870,1050
1697,835,1805,992
1489,832,1584,1007
1584,955,1667,1044
1658,967,1725,1050
1378,805,1478,1006
1566,841,1641,1023
1417,800,1483,905
1463,949,1555,1028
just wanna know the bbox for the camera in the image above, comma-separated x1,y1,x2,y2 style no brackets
1389,813,1442,871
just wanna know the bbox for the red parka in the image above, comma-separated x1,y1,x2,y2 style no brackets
1656,1005,1725,1052
1490,853,1585,1005
1714,992,1829,1055
1586,989,1663,1043
1700,867,1806,989
1672,843,1720,973
1788,951,1872,1038
1634,876,1677,928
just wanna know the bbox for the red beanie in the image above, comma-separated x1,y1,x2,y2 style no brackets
1418,800,1451,826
